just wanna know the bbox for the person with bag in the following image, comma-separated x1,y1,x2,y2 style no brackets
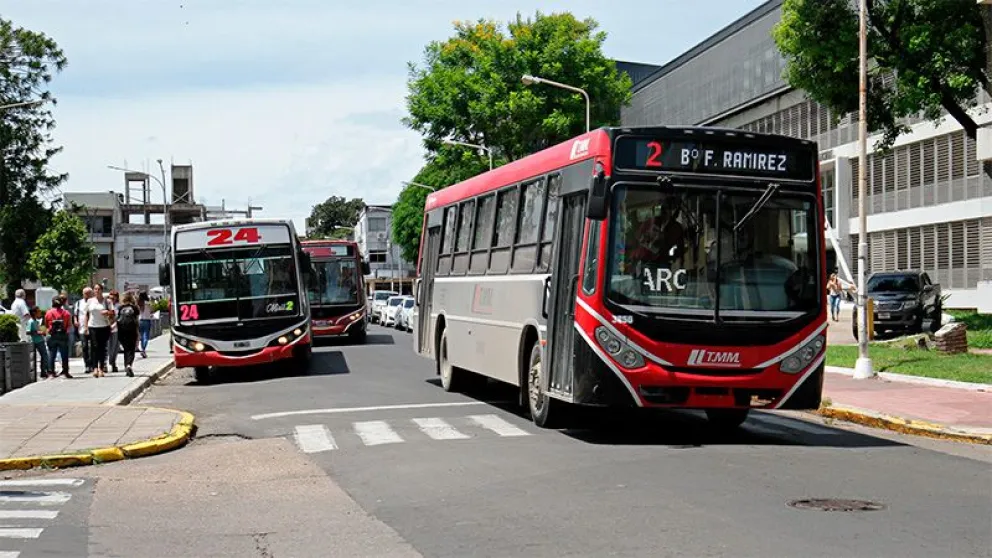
27,307,52,379
45,297,73,378
84,284,114,377
115,292,140,377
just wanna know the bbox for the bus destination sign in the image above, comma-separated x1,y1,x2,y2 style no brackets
614,136,816,181
307,244,354,258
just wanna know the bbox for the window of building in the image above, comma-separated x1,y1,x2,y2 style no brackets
94,244,114,269
368,217,387,233
84,215,113,237
133,248,156,265
455,200,474,253
368,251,387,263
821,168,835,227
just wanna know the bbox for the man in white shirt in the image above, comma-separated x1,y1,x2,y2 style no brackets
75,287,94,372
10,289,31,342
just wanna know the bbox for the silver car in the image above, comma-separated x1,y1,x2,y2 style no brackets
369,290,397,324
395,296,415,331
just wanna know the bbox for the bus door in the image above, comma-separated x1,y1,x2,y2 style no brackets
415,225,443,356
544,193,587,400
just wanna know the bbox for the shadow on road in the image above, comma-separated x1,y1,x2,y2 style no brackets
314,333,395,347
185,351,351,385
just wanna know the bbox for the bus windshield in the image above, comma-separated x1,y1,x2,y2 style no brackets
307,258,360,305
175,244,300,323
606,185,819,320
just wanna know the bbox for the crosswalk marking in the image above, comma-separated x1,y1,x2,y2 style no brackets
293,425,337,453
412,417,470,440
0,510,59,520
0,551,20,558
754,414,841,436
353,421,403,446
0,529,43,539
0,479,83,488
0,492,71,505
467,414,531,437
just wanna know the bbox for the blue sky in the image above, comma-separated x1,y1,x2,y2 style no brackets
6,0,766,231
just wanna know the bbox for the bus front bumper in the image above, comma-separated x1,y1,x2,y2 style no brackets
173,334,310,368
311,315,364,337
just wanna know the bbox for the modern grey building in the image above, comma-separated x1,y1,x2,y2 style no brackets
353,205,415,293
621,0,992,311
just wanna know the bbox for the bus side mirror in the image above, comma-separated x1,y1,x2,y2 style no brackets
362,260,370,275
158,263,170,286
586,170,608,220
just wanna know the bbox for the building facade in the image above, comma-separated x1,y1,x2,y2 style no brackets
621,0,992,310
64,192,122,289
353,205,415,293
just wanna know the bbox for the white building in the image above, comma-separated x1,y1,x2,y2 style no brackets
621,0,992,310
353,204,415,292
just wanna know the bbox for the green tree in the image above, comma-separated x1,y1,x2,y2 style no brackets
305,196,365,239
27,209,94,293
773,0,988,151
404,12,632,162
392,148,490,263
0,18,68,298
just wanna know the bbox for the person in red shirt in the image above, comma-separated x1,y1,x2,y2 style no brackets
44,296,73,378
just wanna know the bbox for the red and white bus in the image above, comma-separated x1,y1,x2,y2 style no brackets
161,219,313,384
301,239,370,342
412,126,826,429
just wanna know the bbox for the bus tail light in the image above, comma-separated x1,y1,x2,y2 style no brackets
594,327,645,369
780,334,826,374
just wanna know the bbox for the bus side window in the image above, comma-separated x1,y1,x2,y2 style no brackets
511,177,545,273
437,205,457,276
470,195,495,274
489,187,518,274
537,173,561,272
581,221,601,294
452,199,474,275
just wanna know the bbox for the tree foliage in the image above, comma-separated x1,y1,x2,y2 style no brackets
391,148,490,263
404,12,632,162
305,196,365,239
28,209,94,293
0,17,67,298
773,0,989,150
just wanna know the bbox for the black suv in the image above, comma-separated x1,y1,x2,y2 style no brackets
852,270,942,339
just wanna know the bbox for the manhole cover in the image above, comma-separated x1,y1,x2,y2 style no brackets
788,498,885,512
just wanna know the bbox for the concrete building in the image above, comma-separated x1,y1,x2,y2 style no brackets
621,0,992,310
64,192,122,289
353,205,415,293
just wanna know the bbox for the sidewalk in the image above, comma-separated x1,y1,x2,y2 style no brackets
0,335,193,470
821,368,992,444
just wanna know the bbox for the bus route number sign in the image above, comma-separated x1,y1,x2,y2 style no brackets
614,136,816,181
206,227,262,246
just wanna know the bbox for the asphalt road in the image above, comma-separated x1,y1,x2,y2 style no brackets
5,325,990,557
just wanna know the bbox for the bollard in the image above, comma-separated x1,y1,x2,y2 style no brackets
866,297,875,340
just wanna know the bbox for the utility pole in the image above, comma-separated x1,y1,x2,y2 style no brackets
854,0,874,379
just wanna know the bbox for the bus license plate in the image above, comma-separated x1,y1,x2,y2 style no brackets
878,313,891,320
234,341,250,348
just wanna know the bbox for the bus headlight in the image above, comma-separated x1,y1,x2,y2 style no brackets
293,328,303,336
193,342,206,352
594,326,645,369
278,336,289,345
780,334,826,374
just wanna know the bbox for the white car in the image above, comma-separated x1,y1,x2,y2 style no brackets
369,290,397,324
395,296,415,331
380,295,405,327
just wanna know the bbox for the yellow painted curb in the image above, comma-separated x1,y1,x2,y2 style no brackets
818,406,992,445
0,410,196,471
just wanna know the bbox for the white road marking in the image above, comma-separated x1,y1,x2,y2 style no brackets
755,414,841,436
0,528,43,539
412,417,470,440
293,424,337,453
0,491,71,504
0,551,20,558
0,479,83,488
0,510,59,519
353,421,404,446
252,401,486,420
467,414,531,437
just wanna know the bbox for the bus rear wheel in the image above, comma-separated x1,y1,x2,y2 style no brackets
527,342,564,428
194,366,212,385
438,329,466,392
705,409,749,431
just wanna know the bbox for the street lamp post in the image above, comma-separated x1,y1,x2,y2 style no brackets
107,164,170,259
442,139,493,170
521,74,590,133
0,99,45,110
401,181,437,192
854,0,874,379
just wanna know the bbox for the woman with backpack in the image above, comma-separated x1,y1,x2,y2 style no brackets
27,307,52,379
45,297,73,378
115,292,141,377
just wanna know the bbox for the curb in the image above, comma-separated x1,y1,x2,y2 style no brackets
824,365,992,392
817,405,992,445
0,410,196,471
106,360,177,406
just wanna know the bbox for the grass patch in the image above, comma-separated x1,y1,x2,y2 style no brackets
826,344,992,384
947,310,992,349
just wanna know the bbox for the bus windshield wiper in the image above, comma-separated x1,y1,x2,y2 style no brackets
733,182,779,232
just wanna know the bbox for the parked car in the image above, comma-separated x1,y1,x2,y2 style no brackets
380,295,405,327
852,270,942,339
369,290,397,324
396,296,415,331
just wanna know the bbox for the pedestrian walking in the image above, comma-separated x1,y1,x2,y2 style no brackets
45,296,73,378
84,284,114,377
106,290,121,373
10,289,30,342
74,287,94,373
116,292,140,377
26,307,52,378
827,273,842,322
138,291,153,358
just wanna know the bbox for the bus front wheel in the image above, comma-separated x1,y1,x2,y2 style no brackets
194,366,212,385
527,342,563,428
705,409,749,431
